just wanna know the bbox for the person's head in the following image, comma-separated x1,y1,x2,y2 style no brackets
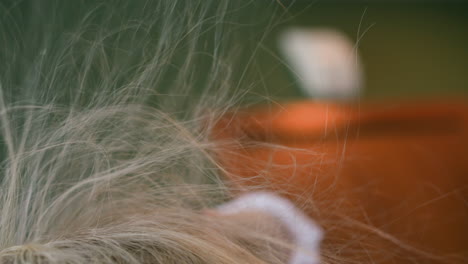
0,1,319,263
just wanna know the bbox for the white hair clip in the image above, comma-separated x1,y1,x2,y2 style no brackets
217,192,323,264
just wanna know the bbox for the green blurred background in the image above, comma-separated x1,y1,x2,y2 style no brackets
252,1,468,100
5,0,468,102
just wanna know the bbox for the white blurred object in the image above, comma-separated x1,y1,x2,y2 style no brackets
279,28,363,99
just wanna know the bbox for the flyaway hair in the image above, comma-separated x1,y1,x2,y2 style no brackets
1,1,466,264
0,1,293,263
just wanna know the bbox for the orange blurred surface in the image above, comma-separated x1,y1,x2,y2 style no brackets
212,101,468,263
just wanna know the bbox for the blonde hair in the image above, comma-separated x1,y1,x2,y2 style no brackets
0,0,292,263
2,1,461,264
